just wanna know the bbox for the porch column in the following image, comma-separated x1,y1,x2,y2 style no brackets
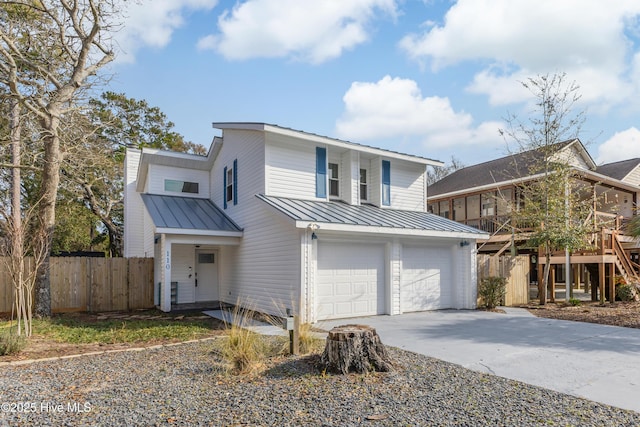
160,236,172,312
388,240,401,315
300,228,316,323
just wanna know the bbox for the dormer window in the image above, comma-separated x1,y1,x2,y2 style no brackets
360,169,368,201
329,163,339,197
164,179,199,194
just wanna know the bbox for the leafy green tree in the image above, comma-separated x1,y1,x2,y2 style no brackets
89,92,206,154
501,73,594,304
60,92,204,257
0,0,120,317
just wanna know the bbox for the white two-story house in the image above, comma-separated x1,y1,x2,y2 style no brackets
124,123,487,322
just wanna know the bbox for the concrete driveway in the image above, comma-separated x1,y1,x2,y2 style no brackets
318,308,640,413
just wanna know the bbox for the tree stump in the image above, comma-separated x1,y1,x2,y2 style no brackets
320,324,393,374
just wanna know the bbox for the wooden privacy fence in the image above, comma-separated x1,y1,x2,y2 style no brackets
478,254,530,306
0,257,154,314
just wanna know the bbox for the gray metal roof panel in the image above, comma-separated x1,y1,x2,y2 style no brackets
257,195,486,235
141,194,242,232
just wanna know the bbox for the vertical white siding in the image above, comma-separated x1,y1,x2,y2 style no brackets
451,243,477,309
265,135,319,200
147,164,210,197
171,244,195,304
214,129,301,317
388,241,401,315
341,151,359,204
389,159,427,211
124,149,145,257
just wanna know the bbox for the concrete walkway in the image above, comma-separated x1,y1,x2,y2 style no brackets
203,309,286,336
318,308,640,413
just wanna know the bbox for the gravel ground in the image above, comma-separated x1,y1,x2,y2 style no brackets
1,339,639,427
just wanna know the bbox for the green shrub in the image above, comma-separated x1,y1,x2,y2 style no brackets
0,330,26,356
478,276,507,310
616,284,636,302
568,298,582,306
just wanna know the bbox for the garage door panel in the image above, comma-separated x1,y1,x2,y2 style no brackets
402,246,451,312
317,242,385,320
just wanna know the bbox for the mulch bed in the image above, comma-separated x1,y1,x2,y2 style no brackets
526,301,640,329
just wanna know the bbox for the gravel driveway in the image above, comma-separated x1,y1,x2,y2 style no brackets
1,339,639,426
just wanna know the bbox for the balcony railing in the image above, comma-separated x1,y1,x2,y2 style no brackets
460,211,629,235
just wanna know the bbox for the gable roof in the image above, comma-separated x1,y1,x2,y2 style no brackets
213,122,444,167
141,194,242,236
428,139,594,198
257,194,488,239
596,158,640,181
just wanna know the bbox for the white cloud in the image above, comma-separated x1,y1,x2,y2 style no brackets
197,0,397,64
596,127,640,164
116,0,218,63
335,75,503,151
400,0,640,109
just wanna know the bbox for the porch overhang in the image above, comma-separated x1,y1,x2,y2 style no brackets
155,228,242,238
142,194,243,238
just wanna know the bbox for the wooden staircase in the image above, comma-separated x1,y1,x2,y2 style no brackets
611,232,640,284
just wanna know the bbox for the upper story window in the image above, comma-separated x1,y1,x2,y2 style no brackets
381,160,391,206
329,163,339,197
164,179,199,194
226,168,233,202
360,169,368,201
223,159,238,209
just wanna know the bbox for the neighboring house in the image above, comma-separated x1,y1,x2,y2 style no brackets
427,139,640,302
124,123,488,322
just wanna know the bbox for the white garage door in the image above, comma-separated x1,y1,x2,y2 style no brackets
402,245,452,312
316,242,385,320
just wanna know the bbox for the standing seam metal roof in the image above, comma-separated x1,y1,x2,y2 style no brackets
141,194,242,232
257,194,487,235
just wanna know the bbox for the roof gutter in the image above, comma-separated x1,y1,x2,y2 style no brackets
293,220,488,240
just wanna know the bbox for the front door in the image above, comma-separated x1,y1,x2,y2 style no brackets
195,251,218,302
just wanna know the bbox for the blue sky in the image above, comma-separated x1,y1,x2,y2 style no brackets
106,0,640,167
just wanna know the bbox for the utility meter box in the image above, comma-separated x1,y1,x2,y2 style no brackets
283,317,294,331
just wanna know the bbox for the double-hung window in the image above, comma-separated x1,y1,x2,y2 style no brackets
328,163,339,197
359,169,368,201
223,159,238,209
226,168,233,203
